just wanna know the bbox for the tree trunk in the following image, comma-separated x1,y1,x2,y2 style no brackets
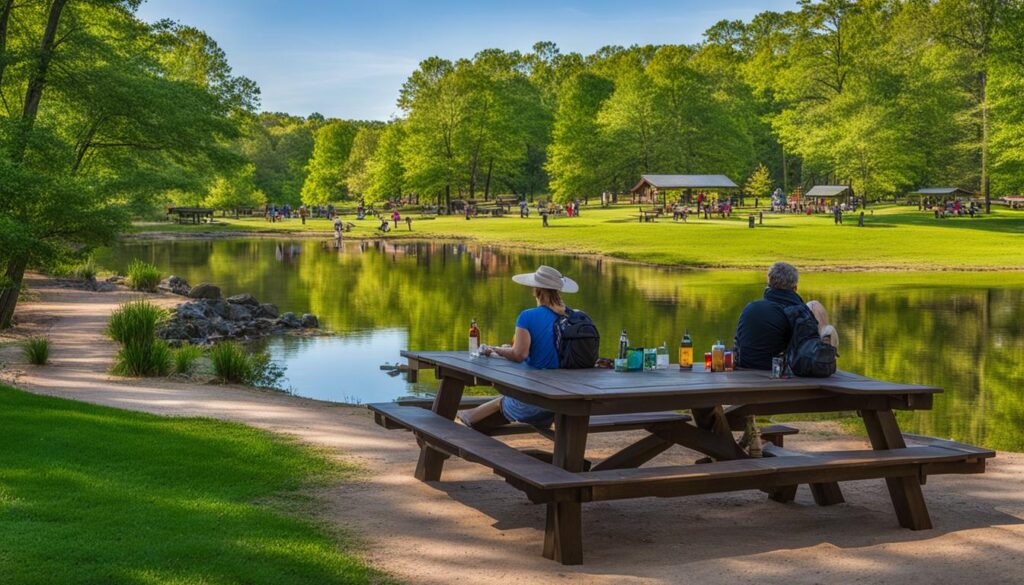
484,159,493,200
14,0,69,162
0,253,29,329
0,0,15,90
980,70,990,214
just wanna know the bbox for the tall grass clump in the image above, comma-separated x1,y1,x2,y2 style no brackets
209,341,284,388
72,256,98,282
172,344,205,375
125,259,161,292
23,337,50,365
107,301,172,377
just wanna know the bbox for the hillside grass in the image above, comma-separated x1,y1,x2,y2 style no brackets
0,385,389,585
130,205,1024,271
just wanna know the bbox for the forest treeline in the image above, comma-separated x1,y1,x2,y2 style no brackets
227,0,1024,212
2,0,1024,326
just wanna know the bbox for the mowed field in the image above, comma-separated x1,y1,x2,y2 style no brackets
132,205,1024,271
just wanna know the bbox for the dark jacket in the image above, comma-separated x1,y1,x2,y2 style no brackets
734,287,804,370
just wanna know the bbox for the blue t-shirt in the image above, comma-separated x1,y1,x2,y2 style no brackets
515,306,560,369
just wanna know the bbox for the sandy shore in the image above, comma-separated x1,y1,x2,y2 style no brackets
2,277,1023,585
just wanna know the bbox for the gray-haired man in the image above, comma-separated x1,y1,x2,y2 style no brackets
734,262,837,370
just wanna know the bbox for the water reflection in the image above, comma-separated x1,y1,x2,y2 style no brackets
99,239,1024,451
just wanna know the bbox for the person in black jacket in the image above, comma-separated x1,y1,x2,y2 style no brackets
734,262,837,370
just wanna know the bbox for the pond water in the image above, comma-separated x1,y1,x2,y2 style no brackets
99,239,1024,451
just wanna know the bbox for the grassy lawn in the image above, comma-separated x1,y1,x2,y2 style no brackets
0,385,389,585
131,205,1024,270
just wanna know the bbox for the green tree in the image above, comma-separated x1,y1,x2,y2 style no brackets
0,0,251,327
745,163,774,199
366,122,406,203
546,72,614,202
300,119,358,205
345,126,381,198
204,165,265,216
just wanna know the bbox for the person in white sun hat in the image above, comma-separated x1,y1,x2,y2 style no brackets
458,265,580,432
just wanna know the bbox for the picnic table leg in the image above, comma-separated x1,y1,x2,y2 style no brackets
543,413,589,565
860,409,932,530
413,376,466,482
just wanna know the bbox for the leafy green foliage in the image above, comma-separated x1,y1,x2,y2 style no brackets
0,385,380,584
107,300,172,377
125,259,161,292
745,164,774,198
301,120,360,205
22,337,50,366
204,163,266,213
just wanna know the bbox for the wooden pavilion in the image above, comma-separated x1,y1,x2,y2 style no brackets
805,185,854,202
910,187,976,207
630,174,739,204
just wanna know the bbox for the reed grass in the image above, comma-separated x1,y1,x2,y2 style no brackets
22,337,49,365
108,301,172,377
125,259,161,292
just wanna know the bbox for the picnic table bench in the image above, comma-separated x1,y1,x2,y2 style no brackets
637,207,661,222
369,351,994,565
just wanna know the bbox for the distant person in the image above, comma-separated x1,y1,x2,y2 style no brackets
541,209,549,227
458,265,582,431
733,262,837,370
834,206,842,225
392,210,401,229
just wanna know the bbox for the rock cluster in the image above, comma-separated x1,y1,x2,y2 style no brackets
158,275,192,296
157,279,319,345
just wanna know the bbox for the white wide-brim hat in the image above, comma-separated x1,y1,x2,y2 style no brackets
512,265,579,293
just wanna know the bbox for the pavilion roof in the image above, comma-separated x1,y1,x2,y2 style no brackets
805,185,853,197
910,187,974,196
631,174,739,193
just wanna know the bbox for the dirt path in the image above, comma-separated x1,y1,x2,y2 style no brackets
3,277,1024,585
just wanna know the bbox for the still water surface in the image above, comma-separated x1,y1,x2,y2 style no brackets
101,239,1024,451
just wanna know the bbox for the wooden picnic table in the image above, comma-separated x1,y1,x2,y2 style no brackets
369,350,993,565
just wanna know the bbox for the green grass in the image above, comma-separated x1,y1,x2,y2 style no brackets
208,341,284,388
0,385,386,584
128,204,1024,270
22,337,49,365
108,301,172,377
172,343,205,375
126,259,162,292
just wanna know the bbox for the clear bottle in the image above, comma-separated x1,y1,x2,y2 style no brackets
656,342,669,370
711,339,725,372
678,330,693,370
468,319,480,354
618,329,629,359
747,416,763,458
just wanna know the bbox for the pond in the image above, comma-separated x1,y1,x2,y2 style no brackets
99,239,1024,451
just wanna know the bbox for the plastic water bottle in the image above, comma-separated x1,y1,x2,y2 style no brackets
656,342,669,370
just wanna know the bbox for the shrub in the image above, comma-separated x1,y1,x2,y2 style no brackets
23,337,49,365
125,259,161,292
172,344,205,375
108,301,171,377
209,341,285,388
72,256,98,282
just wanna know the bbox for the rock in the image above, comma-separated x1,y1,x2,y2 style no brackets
175,301,209,320
226,293,259,307
278,312,302,328
258,303,279,319
106,275,126,284
207,299,231,319
188,283,221,300
227,303,252,321
159,275,191,296
300,313,319,328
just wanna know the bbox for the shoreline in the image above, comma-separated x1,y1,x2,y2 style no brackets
121,230,1024,274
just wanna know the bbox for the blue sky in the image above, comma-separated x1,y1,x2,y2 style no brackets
137,0,800,120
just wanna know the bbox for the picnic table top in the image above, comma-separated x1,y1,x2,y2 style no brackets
402,350,942,404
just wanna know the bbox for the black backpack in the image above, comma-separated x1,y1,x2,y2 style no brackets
553,308,600,369
782,304,837,377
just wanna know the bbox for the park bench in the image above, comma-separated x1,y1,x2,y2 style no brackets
637,207,661,222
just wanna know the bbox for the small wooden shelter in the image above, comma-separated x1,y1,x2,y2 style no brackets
910,187,975,206
630,174,739,204
805,185,853,202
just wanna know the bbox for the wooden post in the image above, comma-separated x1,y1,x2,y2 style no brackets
543,413,589,565
413,375,466,481
861,409,933,530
